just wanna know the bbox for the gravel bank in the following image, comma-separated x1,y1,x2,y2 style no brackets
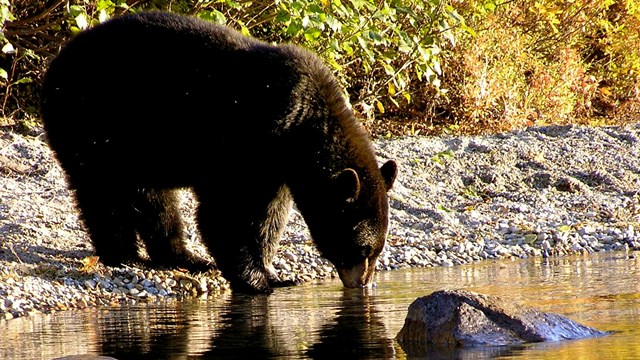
2,123,640,320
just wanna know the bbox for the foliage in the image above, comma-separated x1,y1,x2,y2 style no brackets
426,0,640,135
0,0,639,136
0,0,469,129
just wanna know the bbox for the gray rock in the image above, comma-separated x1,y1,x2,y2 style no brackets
396,289,608,354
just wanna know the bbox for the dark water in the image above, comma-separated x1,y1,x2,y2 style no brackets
2,251,640,360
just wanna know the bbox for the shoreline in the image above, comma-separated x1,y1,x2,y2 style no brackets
2,123,640,319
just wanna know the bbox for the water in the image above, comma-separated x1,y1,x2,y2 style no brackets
2,251,639,360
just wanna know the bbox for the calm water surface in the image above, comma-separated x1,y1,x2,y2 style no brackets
2,251,639,360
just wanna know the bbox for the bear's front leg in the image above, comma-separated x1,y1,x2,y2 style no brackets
195,184,294,293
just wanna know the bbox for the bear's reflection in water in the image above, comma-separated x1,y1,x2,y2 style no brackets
96,288,395,359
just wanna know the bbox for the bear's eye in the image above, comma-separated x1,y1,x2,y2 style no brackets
360,244,373,258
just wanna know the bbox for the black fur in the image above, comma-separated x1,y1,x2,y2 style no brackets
41,11,397,293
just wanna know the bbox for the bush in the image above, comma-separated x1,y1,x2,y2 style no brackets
1,0,639,136
429,0,640,135
0,0,469,133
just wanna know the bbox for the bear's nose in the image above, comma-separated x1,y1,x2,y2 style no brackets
336,258,376,288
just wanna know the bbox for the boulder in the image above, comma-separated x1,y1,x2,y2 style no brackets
396,289,608,354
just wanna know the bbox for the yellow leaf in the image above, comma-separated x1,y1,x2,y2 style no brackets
599,87,612,96
376,100,385,113
388,82,396,96
533,151,545,162
558,225,572,232
80,256,100,272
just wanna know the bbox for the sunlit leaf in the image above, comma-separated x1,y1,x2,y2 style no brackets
558,225,572,232
431,149,454,164
388,81,396,96
304,27,322,41
79,256,100,272
75,13,88,30
98,9,109,23
1,42,14,54
69,5,84,17
286,20,303,36
12,77,32,85
198,10,226,25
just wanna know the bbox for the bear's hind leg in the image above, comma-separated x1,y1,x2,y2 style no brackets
195,184,293,293
133,188,210,271
73,187,140,266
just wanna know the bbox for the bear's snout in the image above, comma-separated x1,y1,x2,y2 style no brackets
336,258,377,288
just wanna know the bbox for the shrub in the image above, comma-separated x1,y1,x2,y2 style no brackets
0,0,469,132
429,0,640,135
1,0,639,136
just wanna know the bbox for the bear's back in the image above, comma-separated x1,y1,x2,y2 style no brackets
42,12,314,150
41,11,363,185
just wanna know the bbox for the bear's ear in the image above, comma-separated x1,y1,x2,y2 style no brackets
336,168,361,202
380,160,398,191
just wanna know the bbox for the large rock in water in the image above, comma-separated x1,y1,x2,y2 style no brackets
396,289,608,354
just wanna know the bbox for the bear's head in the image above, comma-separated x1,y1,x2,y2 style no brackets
302,159,398,288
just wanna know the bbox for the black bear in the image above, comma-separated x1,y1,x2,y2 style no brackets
40,11,397,293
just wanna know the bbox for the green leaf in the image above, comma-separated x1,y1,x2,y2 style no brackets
324,14,342,32
431,150,454,164
524,234,538,244
0,67,7,80
304,28,322,42
368,30,383,43
286,19,303,36
197,10,226,25
308,4,324,13
382,63,395,76
69,5,84,17
342,42,354,55
432,60,442,76
96,0,111,12
329,38,340,51
462,185,479,198
275,10,291,23
12,77,32,85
